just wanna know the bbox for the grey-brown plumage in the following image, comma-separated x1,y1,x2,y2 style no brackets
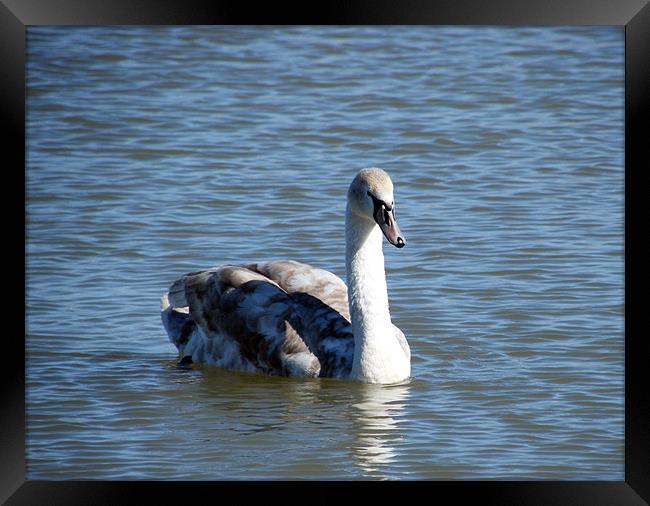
160,260,355,378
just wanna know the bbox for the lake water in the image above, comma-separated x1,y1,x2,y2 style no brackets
26,25,624,480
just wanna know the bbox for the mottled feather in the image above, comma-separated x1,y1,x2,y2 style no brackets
161,261,356,378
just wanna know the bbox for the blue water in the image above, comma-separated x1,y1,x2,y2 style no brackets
26,25,624,479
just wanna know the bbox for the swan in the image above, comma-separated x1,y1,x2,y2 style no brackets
160,168,410,384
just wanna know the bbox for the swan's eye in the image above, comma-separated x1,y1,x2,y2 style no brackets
382,207,391,225
367,190,380,207
367,191,393,225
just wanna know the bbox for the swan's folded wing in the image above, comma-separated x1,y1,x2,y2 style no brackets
247,260,354,378
247,260,350,320
179,265,321,377
288,292,354,378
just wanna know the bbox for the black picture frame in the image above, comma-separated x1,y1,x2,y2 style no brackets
3,1,648,504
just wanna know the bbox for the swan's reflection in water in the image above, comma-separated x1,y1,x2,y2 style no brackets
349,382,410,475
193,369,411,478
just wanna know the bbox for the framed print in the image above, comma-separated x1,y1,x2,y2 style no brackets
3,0,648,504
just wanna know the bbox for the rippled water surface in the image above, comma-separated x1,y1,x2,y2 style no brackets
26,26,624,480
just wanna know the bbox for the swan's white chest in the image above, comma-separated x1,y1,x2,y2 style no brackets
351,330,411,383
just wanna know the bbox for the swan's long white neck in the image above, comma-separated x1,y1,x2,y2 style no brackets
345,204,410,383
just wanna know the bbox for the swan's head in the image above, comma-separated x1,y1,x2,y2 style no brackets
348,168,406,248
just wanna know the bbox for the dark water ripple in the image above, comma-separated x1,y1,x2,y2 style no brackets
26,26,623,480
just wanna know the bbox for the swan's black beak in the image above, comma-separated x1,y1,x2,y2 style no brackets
374,203,406,248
